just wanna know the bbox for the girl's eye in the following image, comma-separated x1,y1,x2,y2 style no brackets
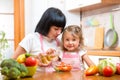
73,39,76,41
65,39,69,41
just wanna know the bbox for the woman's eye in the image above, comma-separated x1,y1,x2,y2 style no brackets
54,28,59,31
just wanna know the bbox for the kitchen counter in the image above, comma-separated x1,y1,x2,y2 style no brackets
20,71,120,80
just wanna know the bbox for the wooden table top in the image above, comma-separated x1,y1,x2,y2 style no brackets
21,71,120,80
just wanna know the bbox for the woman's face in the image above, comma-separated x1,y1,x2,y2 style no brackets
47,26,63,40
63,31,80,52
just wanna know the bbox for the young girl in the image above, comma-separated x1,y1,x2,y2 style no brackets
58,25,95,71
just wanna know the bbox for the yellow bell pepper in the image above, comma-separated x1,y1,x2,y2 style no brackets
16,54,26,63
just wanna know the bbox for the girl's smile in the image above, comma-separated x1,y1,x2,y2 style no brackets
63,31,80,52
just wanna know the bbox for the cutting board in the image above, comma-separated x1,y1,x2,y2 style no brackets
94,27,104,49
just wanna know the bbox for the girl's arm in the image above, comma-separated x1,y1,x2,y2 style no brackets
82,54,95,67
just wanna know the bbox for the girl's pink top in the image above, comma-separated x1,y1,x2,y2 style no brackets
62,52,81,71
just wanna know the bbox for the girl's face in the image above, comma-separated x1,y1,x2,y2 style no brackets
47,26,62,40
63,31,80,52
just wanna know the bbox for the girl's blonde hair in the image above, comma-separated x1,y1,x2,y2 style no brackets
61,25,84,51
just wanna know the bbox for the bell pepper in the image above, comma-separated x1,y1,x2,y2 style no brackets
98,58,116,77
16,54,26,63
85,65,98,76
16,53,31,63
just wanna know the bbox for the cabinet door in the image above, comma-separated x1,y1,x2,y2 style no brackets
65,0,101,11
65,0,82,10
82,0,101,7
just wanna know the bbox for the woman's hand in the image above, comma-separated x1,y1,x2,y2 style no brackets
38,60,52,67
46,48,60,61
36,53,52,67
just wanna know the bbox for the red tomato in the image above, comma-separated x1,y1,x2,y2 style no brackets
25,57,37,66
103,66,113,77
116,63,120,74
85,65,98,76
62,66,69,71
55,62,72,72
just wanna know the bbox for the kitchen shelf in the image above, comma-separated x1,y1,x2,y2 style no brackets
68,0,120,12
87,50,120,57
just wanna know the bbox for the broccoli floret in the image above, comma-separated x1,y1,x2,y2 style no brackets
7,67,21,79
0,58,18,68
0,58,28,79
18,64,28,77
1,66,9,75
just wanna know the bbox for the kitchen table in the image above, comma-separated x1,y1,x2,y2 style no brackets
21,70,120,80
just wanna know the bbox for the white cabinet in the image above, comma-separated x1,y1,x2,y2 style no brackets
65,0,100,11
65,0,120,12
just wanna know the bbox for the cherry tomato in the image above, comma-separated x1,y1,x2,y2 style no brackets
55,62,72,72
103,66,113,77
85,65,98,76
25,57,37,66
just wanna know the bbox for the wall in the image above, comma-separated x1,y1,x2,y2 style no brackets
24,0,80,37
0,0,14,59
82,4,120,68
82,4,120,49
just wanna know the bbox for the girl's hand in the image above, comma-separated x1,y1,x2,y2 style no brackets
46,48,56,54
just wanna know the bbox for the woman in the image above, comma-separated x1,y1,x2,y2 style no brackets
12,7,66,72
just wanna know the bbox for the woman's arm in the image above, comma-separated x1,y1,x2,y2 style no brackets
12,45,26,59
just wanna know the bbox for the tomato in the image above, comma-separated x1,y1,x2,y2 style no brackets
25,57,37,66
116,63,120,74
103,66,113,77
54,62,72,72
62,66,69,71
85,65,98,76
56,65,63,71
60,62,65,66
98,59,116,76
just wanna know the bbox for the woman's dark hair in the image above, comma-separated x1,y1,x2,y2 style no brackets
35,7,66,36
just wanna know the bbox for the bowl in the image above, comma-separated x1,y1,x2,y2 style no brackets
26,66,37,77
52,61,72,72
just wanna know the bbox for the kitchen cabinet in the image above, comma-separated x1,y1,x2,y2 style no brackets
65,0,120,12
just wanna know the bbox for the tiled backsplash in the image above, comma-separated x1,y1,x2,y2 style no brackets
82,4,120,49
